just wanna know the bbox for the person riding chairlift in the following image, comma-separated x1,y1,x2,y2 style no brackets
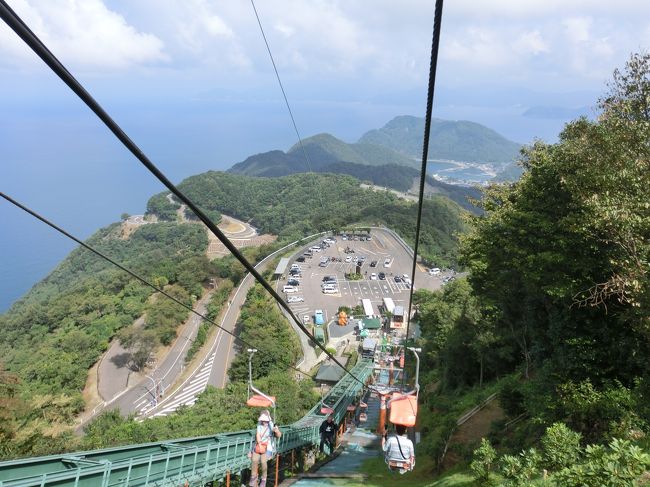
249,410,281,487
382,424,415,474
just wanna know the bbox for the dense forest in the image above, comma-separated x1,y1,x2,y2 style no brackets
413,53,650,484
147,172,469,267
0,223,215,457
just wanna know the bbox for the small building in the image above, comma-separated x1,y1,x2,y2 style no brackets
315,359,348,384
273,258,290,278
361,318,382,331
361,298,374,318
361,338,378,359
314,327,326,343
391,305,405,329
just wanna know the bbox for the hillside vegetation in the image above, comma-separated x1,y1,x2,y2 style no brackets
148,171,469,266
0,223,215,456
413,53,650,484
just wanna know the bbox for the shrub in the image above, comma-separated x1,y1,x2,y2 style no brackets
470,438,497,486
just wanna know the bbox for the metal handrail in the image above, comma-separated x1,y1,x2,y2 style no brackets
0,360,374,487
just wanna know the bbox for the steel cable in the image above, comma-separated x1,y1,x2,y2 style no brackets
0,191,316,382
0,0,364,386
403,0,445,385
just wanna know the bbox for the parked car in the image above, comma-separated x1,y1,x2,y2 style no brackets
287,296,304,303
296,256,305,262
314,309,325,325
322,287,338,294
303,314,311,324
370,273,377,280
323,276,337,283
378,272,386,280
283,285,298,293
370,260,377,267
287,279,300,286
345,256,352,263
394,276,402,283
428,267,441,275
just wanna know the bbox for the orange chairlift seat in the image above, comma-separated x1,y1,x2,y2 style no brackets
377,348,421,472
318,384,335,415
387,347,421,427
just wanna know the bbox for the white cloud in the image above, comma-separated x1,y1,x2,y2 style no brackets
563,17,591,43
0,0,167,71
516,31,549,55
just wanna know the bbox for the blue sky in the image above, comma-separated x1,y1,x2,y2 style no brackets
2,0,649,147
0,0,649,310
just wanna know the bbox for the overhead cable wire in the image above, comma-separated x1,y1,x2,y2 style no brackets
0,191,316,382
249,0,325,209
0,0,364,387
403,0,445,385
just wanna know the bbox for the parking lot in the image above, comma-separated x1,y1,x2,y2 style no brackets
277,228,454,325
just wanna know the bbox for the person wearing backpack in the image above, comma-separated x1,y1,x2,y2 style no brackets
319,414,337,455
249,410,281,487
382,424,415,474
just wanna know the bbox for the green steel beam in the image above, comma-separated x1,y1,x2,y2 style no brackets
0,360,374,487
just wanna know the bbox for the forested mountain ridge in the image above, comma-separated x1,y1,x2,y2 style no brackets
150,171,469,264
230,151,480,211
359,115,522,164
229,116,522,188
229,132,416,177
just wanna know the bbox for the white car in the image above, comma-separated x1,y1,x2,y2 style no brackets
370,273,377,280
303,314,311,324
283,285,298,293
345,256,352,263
402,274,410,280
322,287,339,294
287,296,304,303
429,267,441,275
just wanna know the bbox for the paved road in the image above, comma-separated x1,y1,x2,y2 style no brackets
108,291,213,416
141,233,327,418
97,316,145,401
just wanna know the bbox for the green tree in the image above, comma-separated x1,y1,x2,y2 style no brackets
554,439,650,487
118,328,159,371
540,422,581,471
470,438,497,486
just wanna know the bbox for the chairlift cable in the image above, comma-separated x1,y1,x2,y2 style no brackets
0,0,365,387
249,0,326,209
403,0,445,386
0,191,316,381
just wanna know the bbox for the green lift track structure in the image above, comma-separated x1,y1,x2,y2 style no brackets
0,360,374,487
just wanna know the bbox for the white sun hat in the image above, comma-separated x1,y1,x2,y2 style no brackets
258,412,271,422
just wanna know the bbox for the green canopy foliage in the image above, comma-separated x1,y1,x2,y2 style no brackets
416,52,650,476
